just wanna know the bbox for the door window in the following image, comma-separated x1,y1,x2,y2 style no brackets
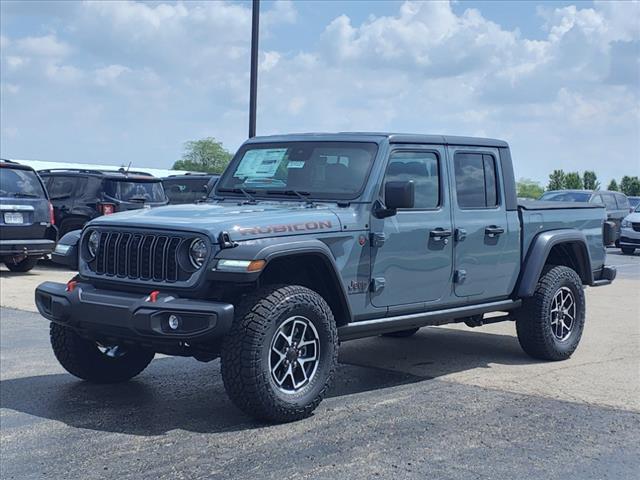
385,151,439,209
454,153,499,208
602,194,617,210
47,176,78,200
614,193,629,210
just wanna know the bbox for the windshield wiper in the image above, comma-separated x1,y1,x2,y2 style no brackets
217,187,257,204
11,192,40,198
128,195,149,203
266,190,314,205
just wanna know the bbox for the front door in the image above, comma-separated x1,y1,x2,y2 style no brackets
449,148,516,300
370,146,454,309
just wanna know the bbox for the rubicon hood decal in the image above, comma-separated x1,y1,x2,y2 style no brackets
235,220,334,236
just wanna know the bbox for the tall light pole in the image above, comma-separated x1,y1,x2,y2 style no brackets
249,0,260,138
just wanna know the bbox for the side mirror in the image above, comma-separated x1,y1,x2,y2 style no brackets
386,180,414,209
374,181,415,218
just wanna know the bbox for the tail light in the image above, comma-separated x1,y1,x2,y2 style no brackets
49,202,55,225
99,203,116,215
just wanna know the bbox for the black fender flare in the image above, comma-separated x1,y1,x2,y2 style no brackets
517,229,593,298
214,237,353,322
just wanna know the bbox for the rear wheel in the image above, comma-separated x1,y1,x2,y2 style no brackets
221,285,338,422
382,327,420,338
50,323,154,383
621,246,636,255
516,266,585,361
4,256,39,272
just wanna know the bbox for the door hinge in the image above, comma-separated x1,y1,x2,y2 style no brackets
454,269,467,284
370,232,386,247
455,228,467,242
370,277,386,293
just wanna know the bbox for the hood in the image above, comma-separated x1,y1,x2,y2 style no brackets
88,201,342,241
623,212,640,223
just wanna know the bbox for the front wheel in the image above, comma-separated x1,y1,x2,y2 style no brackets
50,323,155,383
516,266,585,361
4,256,39,272
221,285,338,422
621,246,636,255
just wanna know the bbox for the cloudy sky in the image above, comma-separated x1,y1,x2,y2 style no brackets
1,0,638,184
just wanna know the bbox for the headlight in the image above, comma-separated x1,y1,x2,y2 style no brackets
621,219,630,228
87,231,100,258
189,238,208,268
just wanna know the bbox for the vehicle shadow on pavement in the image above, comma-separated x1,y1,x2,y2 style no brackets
0,327,535,436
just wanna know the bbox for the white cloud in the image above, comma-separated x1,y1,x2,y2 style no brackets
0,0,638,183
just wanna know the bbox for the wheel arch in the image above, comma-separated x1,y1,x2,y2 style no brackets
216,238,353,326
517,229,593,298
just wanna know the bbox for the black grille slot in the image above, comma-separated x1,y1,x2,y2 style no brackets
91,230,188,283
632,223,640,233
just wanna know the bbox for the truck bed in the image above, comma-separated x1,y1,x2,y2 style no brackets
518,201,606,275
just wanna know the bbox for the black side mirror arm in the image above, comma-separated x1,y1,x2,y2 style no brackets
372,199,397,219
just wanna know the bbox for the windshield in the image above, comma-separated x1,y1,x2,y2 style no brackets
635,203,640,213
539,191,591,202
217,142,378,200
0,167,46,198
104,180,166,202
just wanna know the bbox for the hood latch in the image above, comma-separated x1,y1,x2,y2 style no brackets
218,231,238,249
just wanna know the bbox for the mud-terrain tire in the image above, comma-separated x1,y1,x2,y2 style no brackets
4,256,39,272
50,323,154,383
621,246,636,255
516,265,585,361
221,285,338,423
382,327,420,338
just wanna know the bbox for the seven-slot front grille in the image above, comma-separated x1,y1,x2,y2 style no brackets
94,231,184,282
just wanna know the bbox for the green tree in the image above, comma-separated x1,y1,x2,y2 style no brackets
517,178,544,199
582,171,600,190
564,172,583,189
608,179,619,191
620,176,640,196
547,169,565,190
172,137,232,174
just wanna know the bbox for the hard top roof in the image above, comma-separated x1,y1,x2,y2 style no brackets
0,158,36,171
38,168,160,180
244,132,508,148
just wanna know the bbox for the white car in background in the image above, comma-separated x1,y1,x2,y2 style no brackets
620,203,640,255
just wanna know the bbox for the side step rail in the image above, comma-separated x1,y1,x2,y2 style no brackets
338,300,521,341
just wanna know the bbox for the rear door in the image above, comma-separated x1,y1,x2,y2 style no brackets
370,145,454,309
448,148,518,300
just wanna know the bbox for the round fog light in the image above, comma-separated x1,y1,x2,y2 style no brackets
168,314,180,330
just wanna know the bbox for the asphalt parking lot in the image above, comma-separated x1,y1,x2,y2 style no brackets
1,251,639,479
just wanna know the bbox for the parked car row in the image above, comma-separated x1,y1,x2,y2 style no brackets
538,189,633,248
0,158,219,272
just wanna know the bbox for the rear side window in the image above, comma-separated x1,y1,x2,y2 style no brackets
454,153,499,208
46,176,80,200
614,193,629,210
602,194,617,210
0,167,46,198
385,151,440,209
163,177,210,204
105,180,165,202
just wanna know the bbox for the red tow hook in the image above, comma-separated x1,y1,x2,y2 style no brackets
147,290,160,303
65,280,78,293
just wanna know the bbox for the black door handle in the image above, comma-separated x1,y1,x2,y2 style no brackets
485,226,505,237
430,228,452,241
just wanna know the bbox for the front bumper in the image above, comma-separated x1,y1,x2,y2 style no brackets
619,228,640,247
35,281,234,344
0,239,55,257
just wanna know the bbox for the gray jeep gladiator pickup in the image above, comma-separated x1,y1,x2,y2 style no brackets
35,133,617,422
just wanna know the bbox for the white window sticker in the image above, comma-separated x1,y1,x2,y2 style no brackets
235,149,287,178
287,161,305,169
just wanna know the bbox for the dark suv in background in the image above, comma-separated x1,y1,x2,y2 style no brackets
539,189,630,245
0,159,57,272
40,169,169,236
162,173,219,205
